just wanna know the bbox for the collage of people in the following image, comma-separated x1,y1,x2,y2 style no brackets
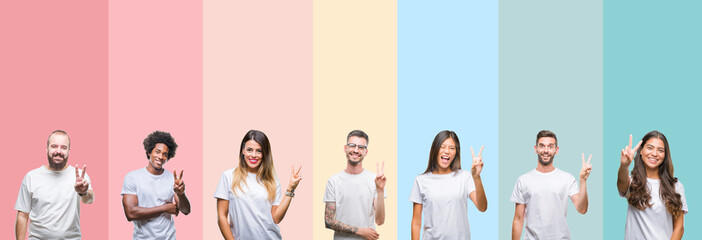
2,0,700,240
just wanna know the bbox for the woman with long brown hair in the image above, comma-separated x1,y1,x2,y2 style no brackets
617,131,687,239
214,130,302,240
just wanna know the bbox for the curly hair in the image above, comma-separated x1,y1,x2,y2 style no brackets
143,131,178,160
627,130,684,218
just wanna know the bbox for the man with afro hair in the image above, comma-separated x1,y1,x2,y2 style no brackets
121,131,191,240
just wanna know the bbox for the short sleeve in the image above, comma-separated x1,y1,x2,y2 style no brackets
121,172,137,195
323,178,336,202
409,176,423,204
213,171,230,200
272,178,282,206
14,173,31,213
676,181,688,214
566,174,579,197
511,177,527,204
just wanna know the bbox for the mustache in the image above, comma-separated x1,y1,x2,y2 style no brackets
52,152,65,158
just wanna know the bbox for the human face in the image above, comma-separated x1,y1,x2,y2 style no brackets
436,138,457,173
640,138,665,171
46,134,70,170
345,136,368,166
535,137,558,166
242,140,263,173
148,143,169,171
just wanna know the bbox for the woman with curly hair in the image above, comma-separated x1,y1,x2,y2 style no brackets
214,130,302,240
617,131,687,239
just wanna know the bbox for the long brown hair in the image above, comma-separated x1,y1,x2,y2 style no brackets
423,130,461,175
627,130,683,218
231,130,277,202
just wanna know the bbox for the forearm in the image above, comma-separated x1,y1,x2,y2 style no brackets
176,193,191,215
617,164,630,195
473,176,488,212
576,179,588,214
511,219,523,240
16,212,28,240
411,217,421,240
81,189,94,204
325,203,359,235
126,204,170,221
217,214,235,240
671,215,684,240
375,189,385,225
272,195,293,224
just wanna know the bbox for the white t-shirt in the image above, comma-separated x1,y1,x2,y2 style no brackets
323,169,387,240
622,178,688,240
511,168,579,240
121,167,176,240
15,165,92,240
213,168,282,240
409,169,476,240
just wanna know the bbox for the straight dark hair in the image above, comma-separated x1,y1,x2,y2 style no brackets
423,130,461,175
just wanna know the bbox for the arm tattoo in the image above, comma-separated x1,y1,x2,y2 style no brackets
325,202,358,235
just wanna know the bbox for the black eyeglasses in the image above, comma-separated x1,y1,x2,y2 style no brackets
347,143,367,151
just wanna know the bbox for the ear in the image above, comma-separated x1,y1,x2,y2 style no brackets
534,145,538,154
554,146,560,155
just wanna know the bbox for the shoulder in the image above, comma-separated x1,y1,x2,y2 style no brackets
327,171,346,181
674,179,685,192
554,168,576,180
516,170,535,181
220,168,236,178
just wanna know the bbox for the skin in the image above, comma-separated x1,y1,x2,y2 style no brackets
216,140,303,239
16,133,94,240
411,141,488,240
617,135,684,240
122,143,191,222
324,136,385,240
512,136,592,240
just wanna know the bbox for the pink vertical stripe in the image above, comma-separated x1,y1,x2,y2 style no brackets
203,0,313,238
0,0,108,239
108,0,203,239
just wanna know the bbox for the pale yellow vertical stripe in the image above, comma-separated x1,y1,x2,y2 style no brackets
313,1,397,239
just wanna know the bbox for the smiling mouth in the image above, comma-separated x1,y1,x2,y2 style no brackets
441,156,450,163
249,158,259,164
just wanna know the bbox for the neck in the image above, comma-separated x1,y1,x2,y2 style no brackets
646,167,660,179
433,168,452,175
45,164,67,171
536,164,555,173
146,165,164,175
345,162,364,174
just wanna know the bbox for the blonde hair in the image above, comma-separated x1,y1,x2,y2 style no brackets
231,130,277,202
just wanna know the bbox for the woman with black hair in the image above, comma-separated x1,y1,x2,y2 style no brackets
617,131,687,239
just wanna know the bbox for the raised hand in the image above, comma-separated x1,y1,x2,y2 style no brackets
471,146,484,177
375,162,386,190
173,170,185,195
580,153,592,180
620,134,641,167
74,164,89,195
288,165,303,192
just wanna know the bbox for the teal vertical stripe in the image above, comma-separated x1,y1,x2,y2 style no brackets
498,0,603,239
398,0,498,239
603,1,702,239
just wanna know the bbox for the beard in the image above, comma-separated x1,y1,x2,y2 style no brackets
538,153,554,166
346,151,363,166
47,152,68,170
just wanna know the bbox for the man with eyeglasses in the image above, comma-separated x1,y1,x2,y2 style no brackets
324,130,386,240
511,130,592,240
15,130,94,240
121,131,191,240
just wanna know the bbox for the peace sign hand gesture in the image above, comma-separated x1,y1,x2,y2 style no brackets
375,162,386,190
74,164,89,195
471,146,484,178
173,170,185,196
288,165,303,192
580,153,593,180
621,134,641,167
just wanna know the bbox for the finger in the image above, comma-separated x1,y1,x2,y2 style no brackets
633,140,642,152
587,154,592,165
82,165,87,179
471,146,476,159
173,170,177,180
75,165,79,178
628,134,633,149
296,165,302,175
179,170,184,180
582,153,585,164
381,161,385,174
479,145,484,156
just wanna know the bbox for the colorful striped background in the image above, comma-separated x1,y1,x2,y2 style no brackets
2,0,700,239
